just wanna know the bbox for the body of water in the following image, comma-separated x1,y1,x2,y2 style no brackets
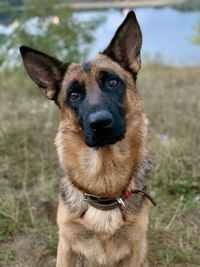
79,7,200,66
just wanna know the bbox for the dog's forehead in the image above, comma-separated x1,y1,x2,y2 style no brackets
82,61,92,72
63,54,128,85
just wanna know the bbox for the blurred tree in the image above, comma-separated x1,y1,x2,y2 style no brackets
172,0,200,12
193,18,200,45
0,0,103,67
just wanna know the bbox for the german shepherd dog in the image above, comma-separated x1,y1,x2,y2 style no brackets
20,11,155,267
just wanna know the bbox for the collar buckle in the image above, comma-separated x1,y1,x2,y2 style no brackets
117,198,126,212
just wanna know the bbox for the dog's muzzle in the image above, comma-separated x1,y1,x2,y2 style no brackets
82,109,125,147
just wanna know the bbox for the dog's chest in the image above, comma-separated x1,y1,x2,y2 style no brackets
71,221,132,267
79,206,124,235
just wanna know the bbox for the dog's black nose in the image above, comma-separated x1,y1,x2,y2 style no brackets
88,111,113,132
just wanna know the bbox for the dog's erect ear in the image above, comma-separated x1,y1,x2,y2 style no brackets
20,46,67,100
103,11,142,75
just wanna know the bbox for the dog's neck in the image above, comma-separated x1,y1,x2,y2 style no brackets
55,114,149,198
59,156,151,217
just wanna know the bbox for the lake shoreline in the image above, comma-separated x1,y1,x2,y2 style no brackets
68,0,186,10
8,0,186,11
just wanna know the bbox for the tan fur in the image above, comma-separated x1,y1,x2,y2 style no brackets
57,195,149,267
55,54,150,266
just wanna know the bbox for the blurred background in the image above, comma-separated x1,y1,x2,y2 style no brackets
0,0,199,266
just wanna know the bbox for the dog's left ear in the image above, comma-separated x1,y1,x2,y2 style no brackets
103,11,142,75
20,46,67,101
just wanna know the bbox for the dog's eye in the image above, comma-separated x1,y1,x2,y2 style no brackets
108,79,119,88
69,92,80,101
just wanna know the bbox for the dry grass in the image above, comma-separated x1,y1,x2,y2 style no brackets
0,65,199,266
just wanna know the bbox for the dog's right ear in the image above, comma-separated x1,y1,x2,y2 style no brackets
20,46,67,101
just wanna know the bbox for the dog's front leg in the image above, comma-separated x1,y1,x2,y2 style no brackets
121,255,144,267
56,236,77,267
121,240,148,267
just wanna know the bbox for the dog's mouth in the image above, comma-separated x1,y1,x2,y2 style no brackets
84,133,125,148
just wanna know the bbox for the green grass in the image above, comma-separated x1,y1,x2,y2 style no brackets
0,65,199,266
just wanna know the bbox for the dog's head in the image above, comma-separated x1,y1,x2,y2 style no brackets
20,11,142,148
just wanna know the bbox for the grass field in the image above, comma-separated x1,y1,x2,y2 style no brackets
0,64,199,266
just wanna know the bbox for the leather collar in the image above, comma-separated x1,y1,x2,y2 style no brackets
83,189,156,212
